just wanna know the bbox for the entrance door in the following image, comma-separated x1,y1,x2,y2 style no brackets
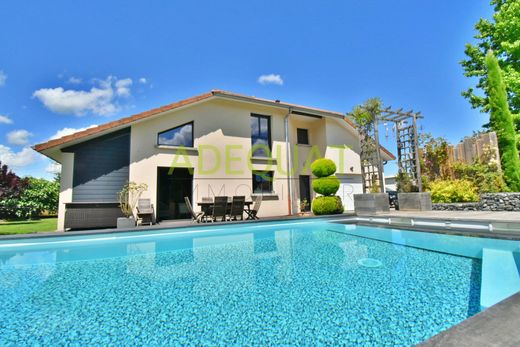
157,167,193,220
299,175,311,211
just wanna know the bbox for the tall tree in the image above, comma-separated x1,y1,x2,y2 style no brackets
485,50,520,191
461,0,520,131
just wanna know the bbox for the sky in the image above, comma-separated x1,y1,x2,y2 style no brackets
0,0,494,179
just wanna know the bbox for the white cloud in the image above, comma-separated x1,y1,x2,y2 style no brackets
0,145,37,168
115,78,132,97
32,76,133,116
49,124,98,140
139,77,147,84
7,129,33,146
257,74,284,86
0,114,13,124
67,76,82,84
0,70,6,86
46,162,61,174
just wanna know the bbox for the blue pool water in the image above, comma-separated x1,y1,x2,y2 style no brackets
0,220,490,346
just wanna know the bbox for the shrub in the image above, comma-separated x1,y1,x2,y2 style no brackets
16,177,60,218
312,176,340,196
452,160,507,193
396,172,419,193
312,196,343,215
429,179,479,203
311,159,336,178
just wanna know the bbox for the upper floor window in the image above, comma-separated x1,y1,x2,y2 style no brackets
157,122,194,147
297,128,309,145
250,114,271,157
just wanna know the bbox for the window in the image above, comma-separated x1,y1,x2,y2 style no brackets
297,128,309,145
252,171,273,194
250,114,271,157
157,122,193,147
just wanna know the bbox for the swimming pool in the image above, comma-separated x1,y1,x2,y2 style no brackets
0,219,518,346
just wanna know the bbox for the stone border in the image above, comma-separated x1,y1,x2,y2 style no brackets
419,292,520,346
433,193,520,212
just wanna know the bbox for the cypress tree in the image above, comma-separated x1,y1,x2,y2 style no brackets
485,50,520,191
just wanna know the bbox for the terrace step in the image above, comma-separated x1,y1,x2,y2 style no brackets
480,248,520,310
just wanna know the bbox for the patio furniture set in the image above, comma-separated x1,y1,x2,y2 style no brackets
186,196,262,223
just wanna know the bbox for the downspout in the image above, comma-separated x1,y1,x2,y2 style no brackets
284,108,293,215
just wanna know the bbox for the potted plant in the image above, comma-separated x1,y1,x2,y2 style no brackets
117,182,148,228
299,198,309,216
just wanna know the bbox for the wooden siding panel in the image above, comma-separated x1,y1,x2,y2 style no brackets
71,128,130,202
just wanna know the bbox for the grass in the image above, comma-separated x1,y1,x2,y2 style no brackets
0,218,58,235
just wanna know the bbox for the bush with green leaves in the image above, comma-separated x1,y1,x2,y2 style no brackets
17,177,60,218
310,158,343,215
0,176,59,219
312,196,343,215
429,179,479,203
396,172,419,193
452,161,507,193
312,176,340,196
311,158,337,178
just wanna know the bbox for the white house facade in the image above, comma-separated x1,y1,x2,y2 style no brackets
35,90,394,230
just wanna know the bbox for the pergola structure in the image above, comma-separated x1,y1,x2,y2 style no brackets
355,105,423,193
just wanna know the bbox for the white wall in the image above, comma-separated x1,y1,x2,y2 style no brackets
128,98,366,218
57,152,74,230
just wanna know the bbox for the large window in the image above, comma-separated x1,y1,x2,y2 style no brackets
297,128,309,145
252,171,273,194
250,114,271,157
157,122,194,147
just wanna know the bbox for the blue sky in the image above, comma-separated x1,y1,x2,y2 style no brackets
0,0,493,179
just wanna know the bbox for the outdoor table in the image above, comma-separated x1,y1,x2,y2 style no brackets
197,201,254,220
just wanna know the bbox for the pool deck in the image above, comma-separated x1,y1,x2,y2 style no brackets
0,213,348,240
420,291,520,347
355,210,520,240
374,210,520,223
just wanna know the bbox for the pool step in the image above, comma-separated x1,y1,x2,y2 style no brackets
480,248,520,310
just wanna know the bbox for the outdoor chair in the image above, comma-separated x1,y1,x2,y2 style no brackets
246,196,262,220
229,196,246,221
200,197,213,222
184,197,204,223
212,196,229,222
136,199,155,226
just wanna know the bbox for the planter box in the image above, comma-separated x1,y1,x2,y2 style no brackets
64,203,124,230
117,217,136,229
354,193,389,214
398,192,432,211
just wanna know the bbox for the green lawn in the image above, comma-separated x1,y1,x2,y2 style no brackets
0,218,58,235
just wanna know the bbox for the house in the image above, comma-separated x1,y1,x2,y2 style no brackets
35,90,395,230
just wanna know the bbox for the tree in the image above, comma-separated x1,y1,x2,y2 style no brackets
419,133,451,184
461,0,520,133
17,177,60,218
0,161,26,199
485,50,520,191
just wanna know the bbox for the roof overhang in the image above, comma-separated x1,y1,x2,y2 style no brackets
34,89,395,162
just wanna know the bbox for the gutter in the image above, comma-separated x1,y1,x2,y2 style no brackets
284,108,293,215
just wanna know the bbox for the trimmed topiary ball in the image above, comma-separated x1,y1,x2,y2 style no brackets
312,196,343,215
312,176,340,196
311,158,336,178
